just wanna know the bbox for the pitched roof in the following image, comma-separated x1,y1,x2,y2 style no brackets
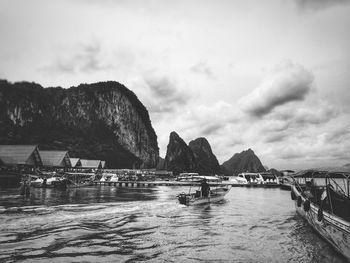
70,158,81,168
79,159,102,169
40,151,71,167
101,161,106,168
0,145,42,166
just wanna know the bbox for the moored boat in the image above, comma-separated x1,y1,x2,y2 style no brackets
260,172,279,186
291,170,350,261
280,175,293,190
231,172,264,185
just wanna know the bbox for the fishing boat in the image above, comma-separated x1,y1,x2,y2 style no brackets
178,176,230,205
291,170,350,261
260,172,279,187
31,173,93,189
280,175,293,190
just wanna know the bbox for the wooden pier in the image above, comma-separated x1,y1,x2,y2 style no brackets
93,181,281,188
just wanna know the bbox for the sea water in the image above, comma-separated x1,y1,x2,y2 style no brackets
0,186,347,262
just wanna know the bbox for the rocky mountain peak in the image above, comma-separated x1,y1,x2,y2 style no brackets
164,132,196,175
189,137,221,175
221,148,266,175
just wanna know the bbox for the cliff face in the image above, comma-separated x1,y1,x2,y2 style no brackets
163,133,221,175
189,137,221,175
164,132,196,174
156,156,165,170
0,80,159,168
221,148,266,175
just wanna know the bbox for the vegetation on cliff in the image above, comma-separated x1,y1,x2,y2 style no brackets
0,80,159,168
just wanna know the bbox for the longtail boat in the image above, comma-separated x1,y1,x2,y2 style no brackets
291,170,350,261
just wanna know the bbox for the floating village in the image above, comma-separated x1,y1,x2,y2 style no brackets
0,144,349,261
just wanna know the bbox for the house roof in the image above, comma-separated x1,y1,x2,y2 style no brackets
79,159,102,169
40,151,71,167
70,158,81,168
0,145,42,166
101,161,106,169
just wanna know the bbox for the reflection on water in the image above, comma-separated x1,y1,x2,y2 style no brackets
0,186,157,208
0,186,347,262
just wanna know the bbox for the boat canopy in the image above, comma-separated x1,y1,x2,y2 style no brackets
260,173,277,179
293,170,349,179
192,175,221,181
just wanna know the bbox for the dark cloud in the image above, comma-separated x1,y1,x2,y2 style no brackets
294,0,350,11
294,107,337,125
200,123,223,136
264,133,288,143
325,126,350,143
190,62,215,79
40,41,110,74
280,148,302,160
240,61,314,117
144,75,190,114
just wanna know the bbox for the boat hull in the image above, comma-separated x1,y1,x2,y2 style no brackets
292,186,350,261
280,183,291,190
178,187,230,206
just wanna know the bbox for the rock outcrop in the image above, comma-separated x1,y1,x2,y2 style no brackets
163,132,196,174
156,156,165,170
163,132,221,175
0,80,159,168
189,137,221,175
221,148,265,175
268,168,282,177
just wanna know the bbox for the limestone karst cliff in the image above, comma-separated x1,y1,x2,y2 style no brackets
163,132,196,174
221,148,266,175
163,132,221,175
188,137,221,175
0,80,159,168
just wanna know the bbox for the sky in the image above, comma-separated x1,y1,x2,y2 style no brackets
0,0,350,170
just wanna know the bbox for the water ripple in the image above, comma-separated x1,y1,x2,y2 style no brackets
0,187,348,262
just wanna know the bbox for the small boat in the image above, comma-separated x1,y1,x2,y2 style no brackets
31,176,63,188
291,170,350,261
178,187,230,205
280,175,293,190
31,173,93,189
260,172,279,186
232,172,264,185
178,176,231,205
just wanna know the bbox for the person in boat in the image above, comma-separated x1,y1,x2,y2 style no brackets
42,178,47,188
303,179,315,201
20,176,30,196
201,178,210,197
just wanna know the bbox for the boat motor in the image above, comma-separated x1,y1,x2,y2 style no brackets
178,193,188,205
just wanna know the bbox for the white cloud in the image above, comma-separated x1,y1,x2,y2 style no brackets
294,0,350,11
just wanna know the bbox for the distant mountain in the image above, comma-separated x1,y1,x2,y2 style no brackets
268,168,282,177
221,148,266,175
164,132,197,174
0,80,159,168
189,137,221,175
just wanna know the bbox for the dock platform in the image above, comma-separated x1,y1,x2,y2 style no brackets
93,181,281,188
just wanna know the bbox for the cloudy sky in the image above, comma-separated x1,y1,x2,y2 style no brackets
1,0,350,170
